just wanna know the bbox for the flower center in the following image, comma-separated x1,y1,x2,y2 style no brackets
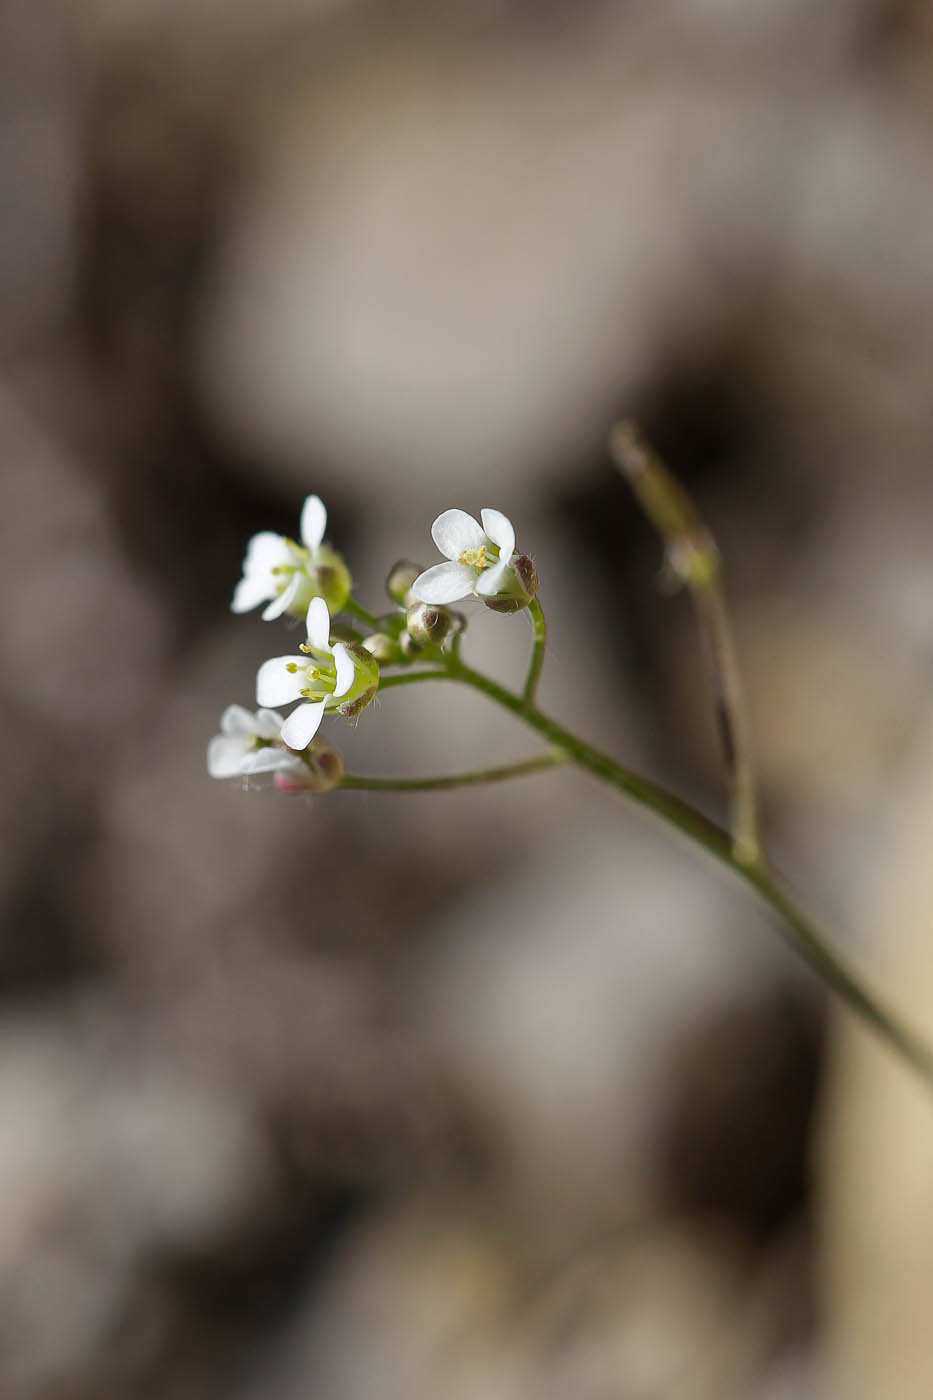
459,544,496,570
270,540,312,594
287,652,337,700
246,734,271,752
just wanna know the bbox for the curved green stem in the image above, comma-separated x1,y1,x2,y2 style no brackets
609,422,761,865
378,668,450,690
440,657,933,1085
339,749,567,793
345,597,380,629
523,598,547,703
367,649,933,1082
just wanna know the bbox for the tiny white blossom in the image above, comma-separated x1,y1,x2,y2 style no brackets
207,705,303,779
411,508,527,605
231,495,351,620
255,597,378,749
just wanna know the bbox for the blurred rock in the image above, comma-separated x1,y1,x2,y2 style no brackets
1,1,932,1394
417,816,808,1241
238,1205,758,1400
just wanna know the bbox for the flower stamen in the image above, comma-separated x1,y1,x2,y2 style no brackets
459,545,496,570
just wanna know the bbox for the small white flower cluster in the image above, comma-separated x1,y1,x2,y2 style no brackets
209,495,536,790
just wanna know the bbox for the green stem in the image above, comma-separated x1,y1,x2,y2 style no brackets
609,421,762,865
692,584,762,866
441,657,933,1085
339,749,567,793
523,597,547,703
378,669,450,690
345,597,380,629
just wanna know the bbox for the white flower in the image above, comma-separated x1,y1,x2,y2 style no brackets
255,597,378,750
411,508,527,605
207,705,303,779
231,495,351,620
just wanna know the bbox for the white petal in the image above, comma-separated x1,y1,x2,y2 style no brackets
232,572,275,613
411,561,477,604
253,708,285,739
261,573,300,621
244,531,291,572
480,508,515,559
280,700,325,750
475,560,510,597
220,704,254,736
431,509,486,561
256,656,307,707
207,734,248,778
300,495,327,551
239,746,294,774
305,596,332,652
332,642,355,699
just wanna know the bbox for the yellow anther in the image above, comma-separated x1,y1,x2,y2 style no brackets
459,545,493,570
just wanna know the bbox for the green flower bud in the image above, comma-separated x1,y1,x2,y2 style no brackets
362,631,403,664
405,601,453,646
385,559,423,607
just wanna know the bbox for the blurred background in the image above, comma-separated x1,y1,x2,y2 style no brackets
3,1,933,1395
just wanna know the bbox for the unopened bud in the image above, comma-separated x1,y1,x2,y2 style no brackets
399,629,423,659
386,560,422,607
275,743,344,795
363,631,402,664
483,554,538,613
405,601,452,646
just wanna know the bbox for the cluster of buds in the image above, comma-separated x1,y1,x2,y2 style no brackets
208,496,537,793
360,559,466,665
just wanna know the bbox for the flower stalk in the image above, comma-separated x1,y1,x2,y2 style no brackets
609,421,762,867
339,749,567,793
213,478,933,1089
523,597,547,704
372,652,933,1086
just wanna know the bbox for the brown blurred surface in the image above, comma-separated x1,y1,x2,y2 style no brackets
2,2,933,1395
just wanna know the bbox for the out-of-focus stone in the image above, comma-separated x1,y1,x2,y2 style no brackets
236,1204,758,1400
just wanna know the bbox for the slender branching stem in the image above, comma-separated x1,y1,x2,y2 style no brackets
692,585,761,867
523,597,547,704
340,749,567,793
378,669,450,690
375,652,933,1085
345,597,381,629
609,422,762,865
